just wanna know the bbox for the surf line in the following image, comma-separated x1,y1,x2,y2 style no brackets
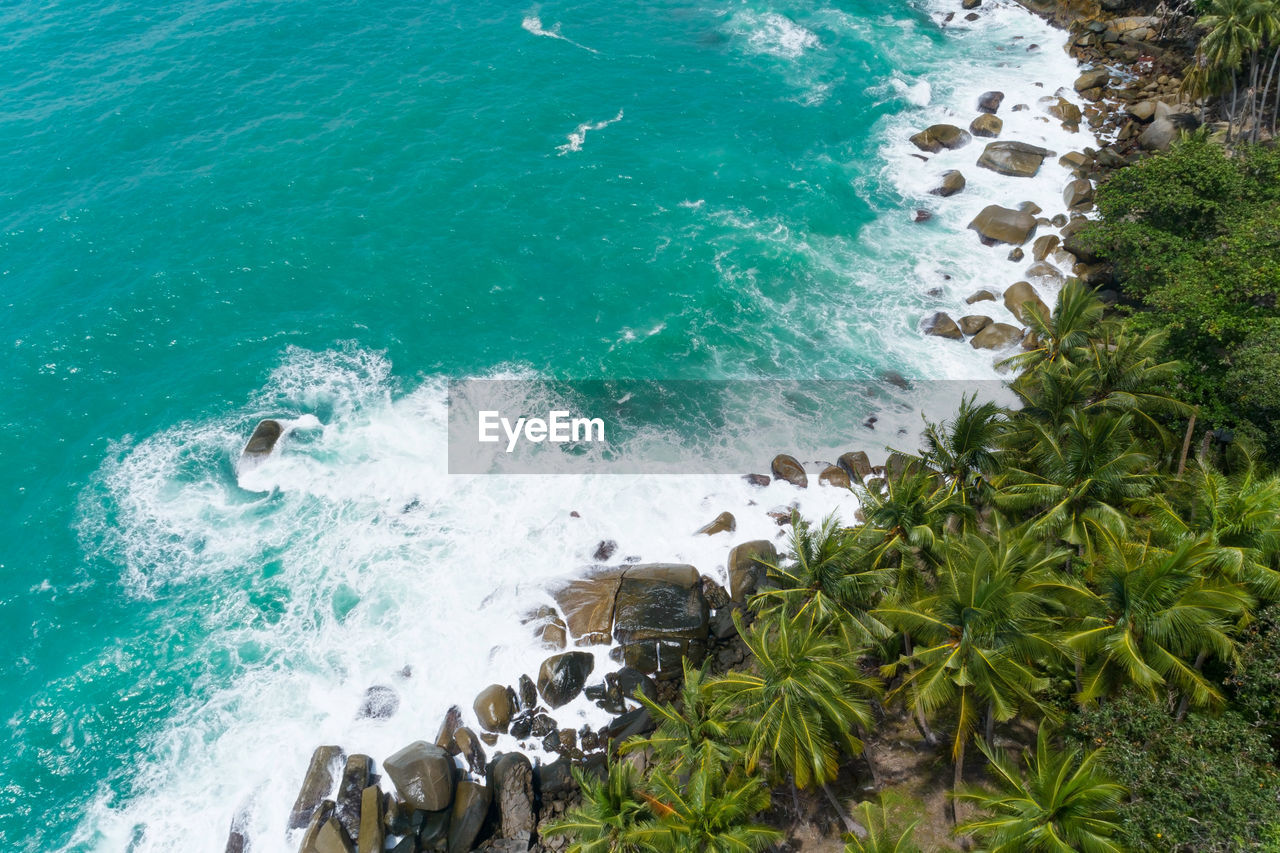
556,109,624,155
521,14,599,54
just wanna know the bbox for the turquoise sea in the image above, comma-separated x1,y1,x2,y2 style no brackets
0,0,1088,848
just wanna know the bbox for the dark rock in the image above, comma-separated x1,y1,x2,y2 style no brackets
964,12,980,20
694,511,736,536
1063,178,1094,209
474,684,517,733
742,473,771,487
978,90,1005,113
592,540,617,561
453,727,487,776
289,745,345,830
924,311,963,340
602,707,656,752
335,754,374,840
1008,247,1025,262
447,780,491,853
225,806,250,853
241,419,283,460
612,564,708,675
700,575,730,610
913,209,933,223
909,124,972,153
969,204,1037,245
770,453,808,487
969,113,1002,137
610,667,658,705
958,315,992,336
299,800,336,853
1003,281,1050,325
518,674,538,711
976,141,1055,177
418,808,451,849
818,465,851,489
727,540,778,603
434,706,463,755
509,712,533,740
357,685,399,721
965,289,998,304
488,753,535,842
548,567,627,641
538,651,595,708
388,835,415,853
384,741,454,812
356,786,384,853
837,450,872,482
971,322,1025,350
537,759,577,797
1074,68,1110,92
930,169,966,197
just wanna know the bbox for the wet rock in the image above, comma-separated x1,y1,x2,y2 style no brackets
522,605,568,651
962,0,981,8
225,805,250,853
1004,281,1050,325
241,419,283,461
356,786,384,853
335,754,374,840
913,209,933,223
969,204,1037,245
312,813,355,853
1074,68,1110,93
1047,97,1082,129
970,322,1025,350
602,707,656,752
299,800,336,853
695,511,736,536
612,564,708,676
530,713,558,738
965,289,998,304
969,113,1003,137
357,685,399,721
290,745,345,830
964,11,980,20
474,684,517,734
488,752,535,842
1008,247,1025,262
384,741,454,812
538,651,595,708
976,141,1055,177
727,540,778,603
1025,262,1064,285
418,808,451,849
1063,178,1094,209
837,450,872,482
548,568,627,640
931,169,966,196
701,575,730,610
517,674,538,711
742,473,771,487
978,90,1005,113
924,311,963,340
447,780,491,853
537,759,577,797
610,667,658,705
453,726,487,776
958,315,992,336
592,540,617,561
1032,234,1059,261
770,453,808,487
818,465,852,489
1059,151,1090,171
909,124,972,153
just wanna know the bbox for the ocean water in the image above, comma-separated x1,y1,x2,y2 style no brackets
0,0,1093,849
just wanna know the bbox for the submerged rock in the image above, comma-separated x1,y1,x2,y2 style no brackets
695,511,736,536
978,90,1005,113
356,685,399,721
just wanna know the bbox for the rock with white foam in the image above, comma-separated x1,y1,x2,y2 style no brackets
384,741,454,812
969,205,1037,246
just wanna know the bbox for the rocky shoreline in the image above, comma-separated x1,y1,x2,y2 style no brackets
254,2,1200,851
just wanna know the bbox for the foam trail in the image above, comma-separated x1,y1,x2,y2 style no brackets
556,109,623,155
521,13,599,54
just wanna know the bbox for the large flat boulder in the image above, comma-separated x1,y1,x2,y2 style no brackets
910,124,972,153
547,567,626,640
383,741,454,812
977,141,1055,177
613,564,709,676
970,322,1025,350
968,204,1037,246
488,752,535,843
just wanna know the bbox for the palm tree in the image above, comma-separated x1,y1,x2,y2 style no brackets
1001,280,1107,376
876,531,1071,823
621,659,744,777
542,762,655,853
956,726,1126,852
919,393,1008,510
751,511,893,647
843,798,923,853
1068,533,1253,710
996,408,1154,557
859,468,973,570
709,611,881,791
1076,326,1190,451
1197,0,1260,141
636,765,783,853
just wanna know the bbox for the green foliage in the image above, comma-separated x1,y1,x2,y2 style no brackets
1225,603,1280,745
542,762,653,853
621,659,745,777
1065,691,1280,851
957,726,1126,852
843,796,923,853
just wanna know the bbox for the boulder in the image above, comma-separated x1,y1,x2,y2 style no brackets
958,315,992,336
1128,99,1157,122
593,539,617,561
311,814,355,853
1025,262,1064,285
962,0,981,8
241,418,283,460
770,454,808,487
488,752,535,842
289,745,345,830
969,113,1003,138
537,651,595,708
522,605,568,650
434,705,463,755
473,684,517,734
614,564,709,676
1032,234,1060,261
335,754,374,840
1139,114,1198,151
1059,151,1090,170
695,511,736,536
1063,178,1094,209
930,169,966,196
966,289,998,304
968,205,1037,245
742,473,771,487
837,450,872,481
909,124,972,153
453,726,487,776
548,568,626,640
610,667,658,704
536,759,578,797
447,780,492,853
1047,97,1082,128
1074,68,1110,93
1008,247,1025,262
818,465,852,489
970,322,1025,349
418,808,451,849
356,685,399,721
923,311,963,340
914,209,933,223
356,786,384,853
1004,281,1051,324
384,741,454,812
299,800,335,853
976,141,1054,177
978,91,1005,113
602,707,656,752
727,540,778,603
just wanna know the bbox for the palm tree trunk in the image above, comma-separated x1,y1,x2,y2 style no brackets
1174,650,1209,722
984,704,995,746
948,739,967,825
820,782,868,839
903,632,940,747
1260,47,1280,139
1176,414,1196,478
860,733,883,790
1272,45,1280,136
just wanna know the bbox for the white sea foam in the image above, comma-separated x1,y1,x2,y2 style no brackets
521,12,599,54
729,10,820,59
556,109,623,155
